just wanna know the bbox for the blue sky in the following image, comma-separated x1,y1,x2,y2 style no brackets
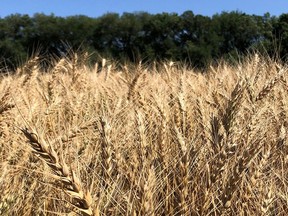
0,0,288,18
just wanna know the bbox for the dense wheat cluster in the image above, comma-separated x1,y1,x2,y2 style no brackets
1,54,288,215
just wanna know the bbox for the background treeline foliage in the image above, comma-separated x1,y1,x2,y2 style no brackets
0,11,287,70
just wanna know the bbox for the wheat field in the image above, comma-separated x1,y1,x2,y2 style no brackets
0,53,288,215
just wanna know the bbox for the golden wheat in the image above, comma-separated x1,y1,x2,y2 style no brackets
0,54,288,215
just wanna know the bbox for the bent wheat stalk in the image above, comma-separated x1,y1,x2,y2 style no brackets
21,127,94,216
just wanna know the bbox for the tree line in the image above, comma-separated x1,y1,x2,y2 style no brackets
1,11,288,70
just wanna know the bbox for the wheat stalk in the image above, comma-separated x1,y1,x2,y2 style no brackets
21,128,94,216
255,67,287,102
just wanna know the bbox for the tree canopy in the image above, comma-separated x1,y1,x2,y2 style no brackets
0,11,286,70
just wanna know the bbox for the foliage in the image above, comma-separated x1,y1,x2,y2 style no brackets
0,11,286,70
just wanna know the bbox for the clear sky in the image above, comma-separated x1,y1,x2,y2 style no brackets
0,0,287,18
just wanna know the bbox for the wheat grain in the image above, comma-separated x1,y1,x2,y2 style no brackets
1,53,288,215
21,128,94,216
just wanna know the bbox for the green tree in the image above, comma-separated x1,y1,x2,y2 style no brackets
180,11,218,67
25,13,66,56
142,12,182,61
0,14,31,69
117,12,150,62
92,13,121,59
212,11,263,56
63,15,96,49
273,13,288,59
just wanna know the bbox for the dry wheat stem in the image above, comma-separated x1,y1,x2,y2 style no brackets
21,128,94,216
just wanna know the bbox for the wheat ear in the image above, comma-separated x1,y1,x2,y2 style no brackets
255,67,287,102
21,128,94,216
0,89,15,115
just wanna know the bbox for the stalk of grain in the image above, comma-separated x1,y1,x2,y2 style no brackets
104,65,112,81
47,58,68,104
0,89,15,140
255,67,287,102
195,98,207,143
17,56,39,76
95,117,115,188
261,184,274,214
136,110,149,162
127,72,142,102
251,53,260,74
142,165,156,216
155,102,169,169
220,134,266,210
222,79,246,137
21,127,94,216
21,56,40,87
204,115,227,214
0,89,15,115
177,92,186,135
53,58,69,74
174,126,189,215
